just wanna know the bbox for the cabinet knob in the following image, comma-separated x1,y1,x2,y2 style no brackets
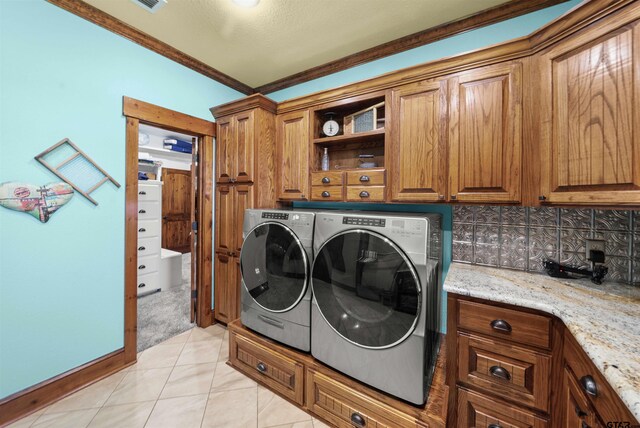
138,246,146,251
350,413,365,427
138,283,146,288
359,191,370,198
138,228,146,232
256,362,267,373
138,265,146,270
490,319,512,333
138,191,146,195
322,177,330,184
450,194,457,200
580,375,598,397
489,365,511,381
359,175,370,182
321,191,330,198
575,405,588,418
539,195,547,201
138,209,146,214
438,195,445,200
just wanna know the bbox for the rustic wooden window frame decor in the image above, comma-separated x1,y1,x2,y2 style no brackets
34,138,121,205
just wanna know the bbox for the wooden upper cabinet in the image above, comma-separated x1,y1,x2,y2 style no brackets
234,110,255,183
539,18,640,205
449,61,523,203
389,80,448,202
216,116,233,183
277,110,309,200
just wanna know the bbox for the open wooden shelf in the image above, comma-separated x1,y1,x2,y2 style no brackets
313,128,384,145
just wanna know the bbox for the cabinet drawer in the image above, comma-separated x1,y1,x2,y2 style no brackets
458,333,551,412
306,369,416,428
137,237,160,257
457,388,549,428
564,331,637,424
138,219,161,239
458,300,551,349
137,254,160,275
311,185,344,201
346,169,385,186
138,183,161,202
229,332,304,406
137,272,159,295
311,171,343,186
137,201,161,220
346,186,385,202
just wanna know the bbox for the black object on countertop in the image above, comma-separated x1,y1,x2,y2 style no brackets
542,259,608,284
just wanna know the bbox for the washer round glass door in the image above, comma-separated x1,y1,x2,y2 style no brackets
240,222,308,312
312,230,421,349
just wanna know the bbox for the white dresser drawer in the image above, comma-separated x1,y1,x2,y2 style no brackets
138,201,161,220
137,272,160,295
137,254,160,275
138,183,161,202
137,237,160,257
138,219,160,238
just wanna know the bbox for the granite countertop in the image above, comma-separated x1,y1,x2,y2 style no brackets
444,262,640,421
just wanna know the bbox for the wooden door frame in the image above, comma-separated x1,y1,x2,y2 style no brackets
123,96,216,363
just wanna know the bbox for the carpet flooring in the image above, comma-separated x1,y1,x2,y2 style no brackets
137,253,194,352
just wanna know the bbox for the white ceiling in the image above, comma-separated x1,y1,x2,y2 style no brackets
84,0,512,88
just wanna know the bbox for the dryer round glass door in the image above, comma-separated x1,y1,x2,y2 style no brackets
312,230,421,349
240,222,308,312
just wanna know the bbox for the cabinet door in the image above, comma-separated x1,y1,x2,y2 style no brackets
277,110,309,200
234,110,255,183
214,185,234,254
233,184,253,254
562,368,600,428
449,61,522,203
457,388,548,428
214,252,237,324
216,115,234,183
539,20,640,204
389,80,447,202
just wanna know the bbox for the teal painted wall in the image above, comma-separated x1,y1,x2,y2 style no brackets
0,1,241,398
267,0,580,102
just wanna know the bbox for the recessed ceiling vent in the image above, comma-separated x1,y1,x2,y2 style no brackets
130,0,167,13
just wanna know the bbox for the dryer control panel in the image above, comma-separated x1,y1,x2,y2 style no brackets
261,212,288,220
343,216,386,227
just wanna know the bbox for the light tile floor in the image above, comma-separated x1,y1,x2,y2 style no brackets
8,325,331,428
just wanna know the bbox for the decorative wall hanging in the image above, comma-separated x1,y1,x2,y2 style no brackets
35,138,120,205
0,182,74,223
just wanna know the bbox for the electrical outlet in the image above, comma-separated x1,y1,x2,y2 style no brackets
585,239,605,262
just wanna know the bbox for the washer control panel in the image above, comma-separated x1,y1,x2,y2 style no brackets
262,212,288,220
343,216,386,227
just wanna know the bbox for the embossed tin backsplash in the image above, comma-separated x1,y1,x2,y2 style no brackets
452,207,640,285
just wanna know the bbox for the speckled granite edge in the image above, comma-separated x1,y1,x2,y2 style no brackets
444,263,640,421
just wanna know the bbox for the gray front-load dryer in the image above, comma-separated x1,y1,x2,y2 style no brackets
240,209,315,352
311,211,442,405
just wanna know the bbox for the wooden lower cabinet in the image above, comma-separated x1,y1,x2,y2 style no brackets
562,367,602,428
213,253,238,324
457,388,548,428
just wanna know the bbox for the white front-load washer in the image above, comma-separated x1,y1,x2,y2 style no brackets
310,211,442,404
240,209,315,351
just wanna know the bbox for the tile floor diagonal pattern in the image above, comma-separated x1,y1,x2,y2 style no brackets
8,325,331,428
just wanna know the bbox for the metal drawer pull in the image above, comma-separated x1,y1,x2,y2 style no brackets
488,424,502,428
490,319,512,333
580,375,598,397
322,177,330,184
359,175,370,182
138,246,146,251
350,413,365,427
575,405,587,418
321,191,330,198
489,365,511,381
359,191,370,198
138,191,146,195
138,209,146,214
138,228,146,232
138,283,145,288
138,265,146,270
451,194,457,200
256,362,267,373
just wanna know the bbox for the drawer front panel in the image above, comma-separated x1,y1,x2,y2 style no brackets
138,220,161,239
457,388,549,428
137,237,160,257
346,185,385,202
137,201,161,220
458,333,551,412
137,254,160,275
230,333,304,405
458,300,551,349
306,369,415,428
138,183,161,202
311,185,344,201
311,171,344,186
346,169,385,186
137,272,159,295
